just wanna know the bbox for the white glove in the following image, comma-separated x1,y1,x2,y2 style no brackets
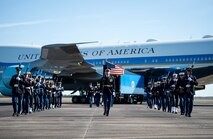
186,84,191,88
171,85,175,88
16,77,20,81
188,77,192,81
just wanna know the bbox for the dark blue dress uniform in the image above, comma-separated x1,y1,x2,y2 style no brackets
94,83,101,107
145,84,153,109
9,67,24,116
177,73,186,115
45,82,52,109
151,83,160,110
102,75,115,116
23,76,32,114
88,83,94,108
165,79,172,113
34,79,41,111
170,74,178,114
56,83,64,108
39,79,46,111
160,79,167,112
184,69,198,117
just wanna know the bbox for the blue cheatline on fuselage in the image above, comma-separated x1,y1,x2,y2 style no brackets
86,54,213,67
0,54,213,72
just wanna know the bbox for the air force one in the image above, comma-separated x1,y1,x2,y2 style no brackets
0,37,213,96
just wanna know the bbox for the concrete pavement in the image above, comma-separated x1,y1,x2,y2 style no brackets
0,98,213,139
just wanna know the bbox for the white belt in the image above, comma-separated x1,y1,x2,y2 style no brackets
26,87,31,90
14,84,18,87
186,84,191,88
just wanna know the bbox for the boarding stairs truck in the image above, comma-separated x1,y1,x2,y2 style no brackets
71,70,146,104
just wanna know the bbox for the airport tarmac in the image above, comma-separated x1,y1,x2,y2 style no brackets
0,97,213,139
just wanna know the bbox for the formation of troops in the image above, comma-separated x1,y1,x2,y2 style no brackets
88,82,101,108
145,67,198,117
10,66,115,117
10,66,64,117
10,65,198,118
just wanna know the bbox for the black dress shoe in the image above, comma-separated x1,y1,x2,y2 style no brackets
12,113,16,116
188,114,191,117
103,112,106,115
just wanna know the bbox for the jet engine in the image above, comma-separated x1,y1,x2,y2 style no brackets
0,65,29,96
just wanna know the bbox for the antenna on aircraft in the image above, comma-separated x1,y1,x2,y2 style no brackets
202,35,213,39
75,41,99,45
146,39,157,42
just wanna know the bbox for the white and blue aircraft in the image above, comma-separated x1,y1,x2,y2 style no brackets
0,37,213,96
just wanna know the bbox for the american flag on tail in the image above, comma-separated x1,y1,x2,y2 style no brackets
105,61,124,76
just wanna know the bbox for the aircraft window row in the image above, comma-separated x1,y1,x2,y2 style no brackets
151,59,158,63
0,66,8,69
92,56,212,66
165,57,213,63
117,60,129,64
93,60,131,66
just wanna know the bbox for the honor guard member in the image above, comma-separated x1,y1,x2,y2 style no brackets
177,72,186,115
102,69,115,116
39,77,46,111
88,83,94,108
152,82,161,110
151,82,158,110
23,72,32,114
45,81,51,109
170,73,178,114
9,66,24,116
44,80,50,109
184,68,198,117
165,77,172,113
160,77,168,112
56,82,64,108
94,82,101,107
34,76,41,111
156,81,161,110
52,82,57,109
28,73,34,113
49,82,55,109
145,81,153,109
32,76,37,112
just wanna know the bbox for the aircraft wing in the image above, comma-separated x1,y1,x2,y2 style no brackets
31,42,102,81
130,66,213,86
192,66,213,85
